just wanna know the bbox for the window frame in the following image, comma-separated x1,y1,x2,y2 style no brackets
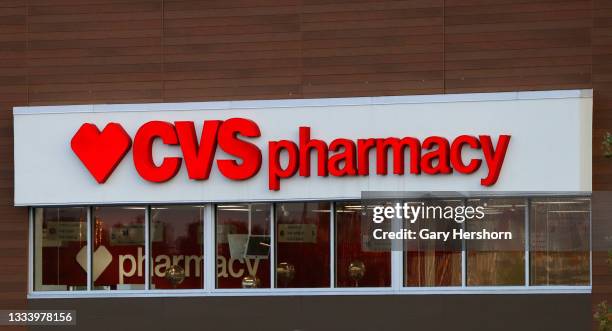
214,203,273,290
28,194,592,298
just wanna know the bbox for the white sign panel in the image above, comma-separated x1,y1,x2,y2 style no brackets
13,90,592,206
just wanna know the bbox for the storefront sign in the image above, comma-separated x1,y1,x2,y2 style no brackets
13,90,592,205
70,120,511,190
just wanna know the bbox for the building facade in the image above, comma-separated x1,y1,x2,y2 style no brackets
1,0,612,330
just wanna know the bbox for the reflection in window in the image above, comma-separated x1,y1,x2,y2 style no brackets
93,206,146,290
466,198,525,286
34,207,87,291
151,206,203,289
275,202,330,288
404,200,462,287
216,204,271,289
530,197,590,285
335,202,390,287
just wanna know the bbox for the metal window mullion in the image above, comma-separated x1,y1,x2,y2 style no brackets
589,197,593,286
28,208,34,294
270,203,276,288
248,204,252,235
525,199,530,287
391,201,403,292
204,204,215,292
87,207,92,291
392,248,403,291
330,202,335,288
144,206,151,290
461,199,467,288
461,241,467,287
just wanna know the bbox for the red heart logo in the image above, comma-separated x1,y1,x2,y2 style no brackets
71,123,132,183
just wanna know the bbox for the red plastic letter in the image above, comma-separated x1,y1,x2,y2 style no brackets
328,138,357,176
421,136,452,175
217,118,262,180
480,135,511,186
357,138,376,176
133,121,182,183
376,137,421,175
175,120,222,180
299,127,328,177
450,135,482,174
268,140,299,190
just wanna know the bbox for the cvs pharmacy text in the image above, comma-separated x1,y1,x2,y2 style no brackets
70,118,511,190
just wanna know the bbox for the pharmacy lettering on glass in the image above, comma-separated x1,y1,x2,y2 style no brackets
70,119,511,190
35,206,271,290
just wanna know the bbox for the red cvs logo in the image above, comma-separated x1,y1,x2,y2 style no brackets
71,123,132,183
69,119,510,189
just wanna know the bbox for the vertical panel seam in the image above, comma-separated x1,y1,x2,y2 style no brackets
26,0,29,107
161,0,165,102
443,0,446,94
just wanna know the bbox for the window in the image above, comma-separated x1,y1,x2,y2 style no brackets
335,202,391,287
33,207,87,291
530,197,590,285
466,198,525,286
92,206,146,290
30,196,592,296
275,202,330,288
404,200,462,287
216,204,271,289
150,205,204,289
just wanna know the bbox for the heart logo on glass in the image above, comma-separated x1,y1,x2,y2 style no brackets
75,245,113,282
70,123,132,183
